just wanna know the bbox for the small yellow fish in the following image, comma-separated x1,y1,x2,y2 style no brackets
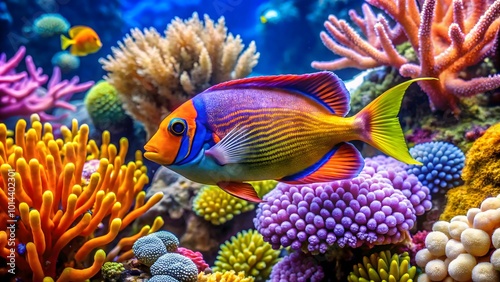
60,26,102,56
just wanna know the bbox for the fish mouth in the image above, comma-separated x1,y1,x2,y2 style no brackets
144,145,170,165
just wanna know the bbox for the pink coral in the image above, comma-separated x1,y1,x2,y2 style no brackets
0,46,94,121
176,247,209,273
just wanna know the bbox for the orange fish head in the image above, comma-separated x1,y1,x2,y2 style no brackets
144,101,197,166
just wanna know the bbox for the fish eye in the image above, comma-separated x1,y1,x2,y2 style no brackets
168,118,186,136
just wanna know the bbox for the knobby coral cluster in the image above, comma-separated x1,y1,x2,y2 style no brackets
100,12,260,137
312,0,500,115
0,115,164,281
0,46,94,121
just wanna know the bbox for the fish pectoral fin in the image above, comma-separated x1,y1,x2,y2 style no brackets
205,126,252,165
281,142,364,184
218,182,264,203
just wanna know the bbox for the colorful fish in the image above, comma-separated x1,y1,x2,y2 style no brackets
60,25,102,56
144,72,433,202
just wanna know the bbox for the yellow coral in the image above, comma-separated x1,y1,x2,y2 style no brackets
441,123,500,220
0,115,164,281
348,251,416,282
213,229,281,281
100,12,260,137
193,181,277,225
198,270,255,282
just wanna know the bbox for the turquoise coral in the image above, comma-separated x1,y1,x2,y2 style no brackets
33,13,70,37
348,250,416,282
213,229,281,281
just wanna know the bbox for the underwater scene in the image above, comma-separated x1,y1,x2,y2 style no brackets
0,0,500,281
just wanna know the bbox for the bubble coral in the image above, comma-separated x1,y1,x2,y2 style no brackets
198,270,255,282
51,51,80,73
348,250,416,282
254,156,431,254
33,13,70,37
193,181,276,225
100,12,260,137
133,235,168,267
150,253,198,282
416,195,500,281
213,229,281,281
84,81,132,133
269,251,324,282
407,142,465,194
0,115,164,281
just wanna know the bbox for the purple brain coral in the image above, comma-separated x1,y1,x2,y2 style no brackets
254,156,431,253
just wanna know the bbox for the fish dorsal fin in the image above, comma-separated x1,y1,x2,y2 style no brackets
280,142,364,183
69,26,90,38
207,72,351,116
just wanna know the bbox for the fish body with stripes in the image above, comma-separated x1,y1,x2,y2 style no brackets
144,72,432,202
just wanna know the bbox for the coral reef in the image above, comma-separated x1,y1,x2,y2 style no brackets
198,270,255,282
312,0,500,115
213,229,281,281
177,247,209,273
84,80,133,134
33,13,70,37
348,250,416,282
0,115,164,280
0,46,94,121
441,123,500,220
269,251,324,282
101,262,125,282
407,142,465,194
416,195,500,281
100,12,260,137
255,156,431,254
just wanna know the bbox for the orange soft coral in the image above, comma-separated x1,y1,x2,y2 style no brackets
0,114,164,281
312,0,500,116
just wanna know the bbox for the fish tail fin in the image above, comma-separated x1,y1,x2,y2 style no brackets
60,34,73,50
354,78,437,165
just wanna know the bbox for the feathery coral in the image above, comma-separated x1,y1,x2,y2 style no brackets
407,142,465,194
100,12,260,137
312,0,500,115
198,270,255,282
213,229,281,281
0,115,164,280
348,250,416,282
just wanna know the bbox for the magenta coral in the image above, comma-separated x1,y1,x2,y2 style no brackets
176,247,209,273
0,46,94,121
254,156,431,253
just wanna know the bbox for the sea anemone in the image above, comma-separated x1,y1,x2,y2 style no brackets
348,250,416,282
407,142,465,194
213,229,281,281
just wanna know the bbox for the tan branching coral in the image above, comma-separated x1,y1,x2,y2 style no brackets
0,115,164,281
100,12,260,137
312,0,500,116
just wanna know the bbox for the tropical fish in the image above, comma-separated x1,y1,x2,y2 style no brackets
260,9,279,24
144,72,433,203
60,25,102,56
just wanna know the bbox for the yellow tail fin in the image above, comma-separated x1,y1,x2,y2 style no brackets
354,78,438,165
60,34,73,50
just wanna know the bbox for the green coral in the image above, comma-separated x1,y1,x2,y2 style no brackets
33,13,70,37
51,51,80,73
84,81,132,133
348,251,416,282
101,262,125,282
193,181,277,225
213,229,281,281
